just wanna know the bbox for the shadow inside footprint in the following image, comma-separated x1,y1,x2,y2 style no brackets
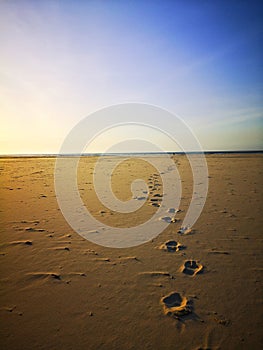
161,291,192,318
181,260,203,276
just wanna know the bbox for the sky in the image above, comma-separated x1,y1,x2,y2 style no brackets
1,0,263,154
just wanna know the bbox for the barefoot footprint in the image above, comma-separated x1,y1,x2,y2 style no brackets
181,260,203,276
160,291,191,317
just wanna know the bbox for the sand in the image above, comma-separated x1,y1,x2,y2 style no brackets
0,153,262,349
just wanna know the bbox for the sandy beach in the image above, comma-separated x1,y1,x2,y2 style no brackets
0,153,262,349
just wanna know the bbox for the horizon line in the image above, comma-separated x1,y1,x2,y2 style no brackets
0,150,263,158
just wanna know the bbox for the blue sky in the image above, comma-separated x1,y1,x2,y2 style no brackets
1,0,263,153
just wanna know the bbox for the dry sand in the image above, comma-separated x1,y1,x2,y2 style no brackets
0,153,262,349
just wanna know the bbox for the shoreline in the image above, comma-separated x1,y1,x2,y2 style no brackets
0,150,263,159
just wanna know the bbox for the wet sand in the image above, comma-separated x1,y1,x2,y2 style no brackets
0,153,262,349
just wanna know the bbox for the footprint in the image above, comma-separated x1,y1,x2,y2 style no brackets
167,208,181,214
177,226,194,235
159,216,178,223
151,202,160,207
160,291,191,318
181,260,203,276
159,240,185,252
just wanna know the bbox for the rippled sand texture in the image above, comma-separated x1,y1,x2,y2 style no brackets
0,153,262,349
